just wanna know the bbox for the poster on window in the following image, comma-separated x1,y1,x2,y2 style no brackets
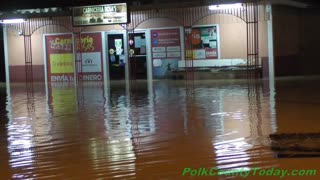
151,28,181,78
74,32,104,81
45,34,75,82
185,26,218,60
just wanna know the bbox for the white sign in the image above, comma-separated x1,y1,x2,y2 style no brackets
167,51,181,58
72,3,128,26
78,52,102,72
152,47,166,53
153,52,166,58
167,46,181,52
134,36,142,48
153,59,162,67
193,49,206,59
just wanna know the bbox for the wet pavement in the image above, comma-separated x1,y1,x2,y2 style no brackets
0,77,320,179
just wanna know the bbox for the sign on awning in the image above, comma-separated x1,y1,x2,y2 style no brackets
72,3,128,26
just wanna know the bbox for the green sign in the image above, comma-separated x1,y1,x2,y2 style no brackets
115,39,122,48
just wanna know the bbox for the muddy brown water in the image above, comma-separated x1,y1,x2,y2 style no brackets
1,77,320,179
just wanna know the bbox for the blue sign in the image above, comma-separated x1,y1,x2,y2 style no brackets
153,39,158,45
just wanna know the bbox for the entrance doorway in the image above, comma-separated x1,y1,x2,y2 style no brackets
129,32,147,80
107,33,126,80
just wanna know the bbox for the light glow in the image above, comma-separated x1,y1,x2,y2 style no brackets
209,3,243,10
0,19,26,24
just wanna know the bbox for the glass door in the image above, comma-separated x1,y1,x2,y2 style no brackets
128,32,147,80
107,33,125,80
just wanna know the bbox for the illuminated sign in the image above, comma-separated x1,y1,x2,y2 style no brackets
72,3,129,26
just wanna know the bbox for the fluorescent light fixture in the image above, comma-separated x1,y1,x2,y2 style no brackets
0,19,26,24
209,3,243,10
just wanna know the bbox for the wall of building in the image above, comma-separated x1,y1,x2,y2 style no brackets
273,5,320,77
138,13,268,72
7,23,124,82
272,5,302,76
300,10,320,75
6,5,269,82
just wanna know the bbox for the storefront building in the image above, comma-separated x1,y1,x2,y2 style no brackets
0,1,279,84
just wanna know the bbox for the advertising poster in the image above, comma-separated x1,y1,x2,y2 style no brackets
45,34,75,82
185,26,219,60
151,28,181,78
75,32,104,81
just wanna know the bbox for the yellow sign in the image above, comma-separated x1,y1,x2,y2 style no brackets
50,53,74,74
186,50,193,59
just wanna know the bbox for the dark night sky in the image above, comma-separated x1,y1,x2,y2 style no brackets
0,0,128,11
0,0,320,11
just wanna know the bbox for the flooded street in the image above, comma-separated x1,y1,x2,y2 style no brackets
1,77,320,179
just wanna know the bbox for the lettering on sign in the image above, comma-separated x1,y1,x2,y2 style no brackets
51,75,74,82
79,75,103,81
76,36,95,51
50,38,72,51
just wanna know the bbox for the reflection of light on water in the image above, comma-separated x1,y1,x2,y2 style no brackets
14,117,32,120
100,88,136,176
90,137,136,178
214,138,253,170
211,110,246,121
8,118,34,179
90,137,135,161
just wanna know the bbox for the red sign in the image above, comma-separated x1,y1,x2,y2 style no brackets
45,34,75,82
185,26,219,60
74,32,104,81
191,29,201,45
205,48,218,58
151,28,181,61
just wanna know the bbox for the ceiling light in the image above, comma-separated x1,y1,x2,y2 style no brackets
0,19,26,24
209,3,243,10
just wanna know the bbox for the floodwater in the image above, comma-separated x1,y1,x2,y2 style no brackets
1,77,320,179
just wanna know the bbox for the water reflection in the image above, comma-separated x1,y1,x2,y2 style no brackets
0,84,10,179
2,77,320,179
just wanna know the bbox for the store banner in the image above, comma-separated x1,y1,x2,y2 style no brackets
75,32,104,81
151,28,181,78
186,26,219,60
72,3,128,26
151,28,181,60
45,34,75,82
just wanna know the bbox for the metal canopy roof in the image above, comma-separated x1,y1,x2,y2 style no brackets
0,0,318,10
0,0,319,19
